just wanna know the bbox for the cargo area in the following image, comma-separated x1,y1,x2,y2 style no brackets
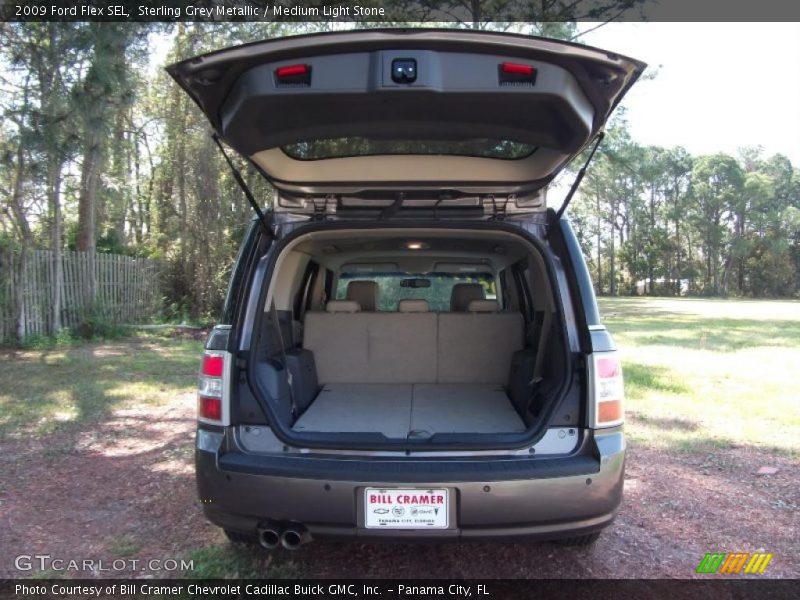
248,227,570,447
293,384,525,438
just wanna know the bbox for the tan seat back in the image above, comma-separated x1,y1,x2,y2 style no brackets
303,311,437,384
304,298,523,385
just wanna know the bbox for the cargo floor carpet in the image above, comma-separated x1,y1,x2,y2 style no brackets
292,383,525,438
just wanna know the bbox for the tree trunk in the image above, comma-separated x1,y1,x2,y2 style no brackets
49,163,64,333
596,193,602,294
648,187,656,294
736,209,746,293
712,247,719,295
77,130,103,308
674,191,681,296
77,132,102,253
609,227,616,296
176,101,189,262
721,254,733,296
9,145,33,341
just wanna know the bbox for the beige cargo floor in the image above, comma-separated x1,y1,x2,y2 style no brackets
292,383,525,438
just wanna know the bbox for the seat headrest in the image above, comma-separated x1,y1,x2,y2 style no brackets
398,299,430,313
346,280,378,312
467,299,500,313
326,300,361,313
450,283,486,312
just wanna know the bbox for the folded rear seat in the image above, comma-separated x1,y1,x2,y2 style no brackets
437,300,524,383
304,295,525,385
303,299,438,384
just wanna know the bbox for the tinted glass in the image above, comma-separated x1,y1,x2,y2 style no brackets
337,272,496,312
283,138,536,160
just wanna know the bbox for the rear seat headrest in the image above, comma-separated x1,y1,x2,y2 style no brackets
398,299,430,313
326,300,361,313
467,299,500,313
450,283,486,312
346,280,378,312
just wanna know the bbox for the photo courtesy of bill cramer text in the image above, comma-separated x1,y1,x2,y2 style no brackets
6,580,799,600
12,582,491,599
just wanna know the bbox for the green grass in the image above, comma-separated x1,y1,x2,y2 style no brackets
107,534,143,557
599,297,800,457
0,334,203,441
183,545,302,579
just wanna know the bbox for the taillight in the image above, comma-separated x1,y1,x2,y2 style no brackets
591,352,624,428
498,62,537,86
198,351,228,425
201,354,224,377
199,396,222,421
275,63,311,85
500,62,534,76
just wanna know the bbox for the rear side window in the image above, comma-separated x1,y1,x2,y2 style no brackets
336,272,496,312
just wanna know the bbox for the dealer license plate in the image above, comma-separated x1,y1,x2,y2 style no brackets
364,488,449,529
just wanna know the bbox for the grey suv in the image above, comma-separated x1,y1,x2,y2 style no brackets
169,29,642,550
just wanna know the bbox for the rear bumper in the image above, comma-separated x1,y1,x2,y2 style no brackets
196,428,625,541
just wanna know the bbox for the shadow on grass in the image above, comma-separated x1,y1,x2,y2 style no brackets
623,362,691,397
606,316,800,352
0,338,203,442
623,362,795,457
627,409,795,458
629,413,699,432
0,409,207,579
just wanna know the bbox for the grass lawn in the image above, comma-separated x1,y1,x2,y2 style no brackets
599,297,800,458
0,332,204,442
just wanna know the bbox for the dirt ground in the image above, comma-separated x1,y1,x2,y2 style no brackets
1,369,796,579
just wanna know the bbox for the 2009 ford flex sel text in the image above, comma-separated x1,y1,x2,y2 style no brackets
168,28,643,550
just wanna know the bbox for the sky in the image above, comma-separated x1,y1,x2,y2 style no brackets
577,22,800,165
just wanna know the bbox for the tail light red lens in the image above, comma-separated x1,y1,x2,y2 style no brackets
199,396,222,421
201,354,224,377
498,62,537,86
592,352,624,428
276,64,310,78
197,351,228,425
275,64,312,85
500,62,535,76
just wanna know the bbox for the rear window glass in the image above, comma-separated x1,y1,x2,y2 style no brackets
282,138,536,160
336,272,496,312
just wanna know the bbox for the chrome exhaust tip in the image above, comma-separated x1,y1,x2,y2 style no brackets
280,525,311,550
257,525,281,550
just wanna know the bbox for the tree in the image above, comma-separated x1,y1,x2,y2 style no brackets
690,154,744,295
663,147,693,294
23,23,87,332
72,23,148,309
1,23,90,336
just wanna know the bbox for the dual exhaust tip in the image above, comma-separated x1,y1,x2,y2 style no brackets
258,522,310,550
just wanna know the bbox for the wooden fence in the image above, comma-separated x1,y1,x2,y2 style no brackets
0,249,160,343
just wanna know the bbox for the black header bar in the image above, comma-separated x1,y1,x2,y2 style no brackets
2,0,800,22
2,578,798,600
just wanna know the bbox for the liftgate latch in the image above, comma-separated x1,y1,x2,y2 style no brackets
484,195,514,219
311,195,337,220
